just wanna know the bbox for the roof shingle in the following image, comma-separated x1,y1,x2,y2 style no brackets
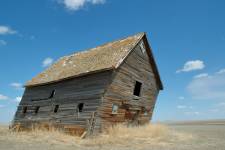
26,33,145,87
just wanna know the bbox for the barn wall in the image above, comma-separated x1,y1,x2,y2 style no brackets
99,39,159,128
13,70,112,131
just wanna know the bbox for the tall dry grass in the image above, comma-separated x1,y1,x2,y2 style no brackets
83,124,193,147
0,125,80,146
0,124,193,148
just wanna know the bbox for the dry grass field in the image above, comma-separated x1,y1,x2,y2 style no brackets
0,122,224,150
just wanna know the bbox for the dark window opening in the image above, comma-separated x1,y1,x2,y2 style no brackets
49,90,56,98
133,81,142,97
54,105,59,113
77,103,84,112
34,106,40,114
22,106,27,114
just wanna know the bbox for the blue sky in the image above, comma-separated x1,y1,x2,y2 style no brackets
0,0,225,123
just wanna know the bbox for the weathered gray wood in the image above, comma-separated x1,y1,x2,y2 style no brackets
99,39,160,129
12,37,161,135
13,71,112,129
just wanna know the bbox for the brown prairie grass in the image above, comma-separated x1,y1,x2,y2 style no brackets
0,124,193,148
83,124,193,147
0,125,80,146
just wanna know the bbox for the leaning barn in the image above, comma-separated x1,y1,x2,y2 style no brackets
13,33,163,135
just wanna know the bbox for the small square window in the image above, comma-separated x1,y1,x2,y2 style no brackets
77,103,84,112
112,104,118,114
133,81,142,97
49,90,56,98
54,105,59,113
22,106,27,114
34,106,40,114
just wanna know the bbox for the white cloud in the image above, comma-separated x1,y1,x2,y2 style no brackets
58,0,105,11
184,111,200,115
178,96,185,100
0,94,8,100
189,106,193,109
216,68,225,74
194,73,209,79
10,82,23,89
209,103,225,113
177,105,187,109
0,26,17,35
0,40,7,46
217,102,225,107
176,60,205,73
177,105,193,109
15,97,22,102
42,57,54,67
210,109,219,113
187,70,225,100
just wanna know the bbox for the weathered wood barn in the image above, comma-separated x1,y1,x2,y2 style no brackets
12,32,163,135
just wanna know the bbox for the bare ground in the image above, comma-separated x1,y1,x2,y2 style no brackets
0,123,224,150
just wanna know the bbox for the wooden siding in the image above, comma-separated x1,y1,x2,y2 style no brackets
12,37,162,135
99,39,159,128
13,70,112,132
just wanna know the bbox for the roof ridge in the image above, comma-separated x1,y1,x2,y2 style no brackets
61,32,145,59
44,32,145,72
114,33,145,68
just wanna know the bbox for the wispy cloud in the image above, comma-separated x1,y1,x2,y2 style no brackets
184,111,200,115
0,94,8,100
177,105,187,109
216,68,225,74
14,96,22,102
0,94,22,103
187,69,225,100
42,57,54,67
0,40,7,46
0,25,17,35
177,105,193,109
57,0,106,11
176,60,205,73
209,109,219,113
178,96,185,100
209,102,225,113
194,73,209,79
217,102,225,107
10,82,23,90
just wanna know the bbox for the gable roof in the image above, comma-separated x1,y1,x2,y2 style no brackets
26,33,163,90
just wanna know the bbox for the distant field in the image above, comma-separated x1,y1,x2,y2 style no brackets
0,122,224,150
166,119,225,125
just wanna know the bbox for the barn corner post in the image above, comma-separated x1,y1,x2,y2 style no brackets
12,32,163,136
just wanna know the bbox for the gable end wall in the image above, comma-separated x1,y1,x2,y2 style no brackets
99,39,159,129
